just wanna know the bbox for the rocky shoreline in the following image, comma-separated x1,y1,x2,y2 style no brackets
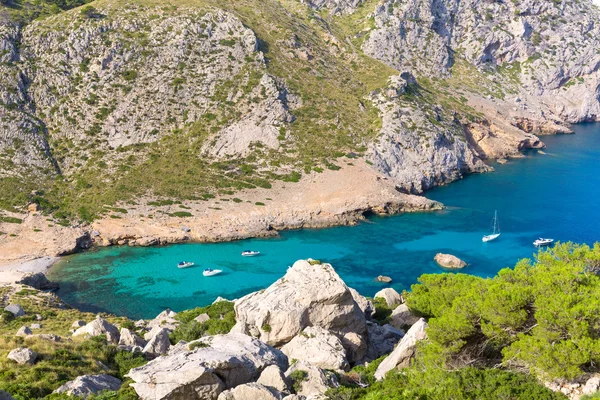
0,162,442,283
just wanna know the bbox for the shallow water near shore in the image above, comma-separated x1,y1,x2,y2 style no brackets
49,123,600,319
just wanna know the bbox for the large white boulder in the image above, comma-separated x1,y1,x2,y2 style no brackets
389,304,420,330
119,328,147,348
217,383,282,400
7,348,37,365
53,374,122,398
16,326,32,337
146,309,179,331
281,326,349,371
434,253,467,269
73,316,120,343
374,288,403,308
4,304,24,317
285,361,338,398
128,333,288,400
233,260,367,363
374,318,428,380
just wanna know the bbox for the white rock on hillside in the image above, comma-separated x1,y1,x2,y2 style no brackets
53,374,122,398
217,382,283,400
284,361,339,398
389,304,420,330
257,365,290,393
281,326,349,371
7,347,37,365
365,322,404,361
73,316,120,343
118,328,147,348
4,304,24,317
16,326,32,337
233,260,367,363
374,288,403,308
374,318,428,380
142,327,171,356
146,309,179,331
128,333,288,400
349,287,374,319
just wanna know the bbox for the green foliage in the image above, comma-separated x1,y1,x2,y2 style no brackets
371,297,393,325
113,350,147,379
170,301,235,343
328,367,565,400
405,242,600,380
80,4,96,18
169,211,193,217
261,322,272,332
289,369,309,393
0,216,22,224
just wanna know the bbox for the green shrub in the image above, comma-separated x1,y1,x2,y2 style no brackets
170,301,235,343
371,297,393,325
169,211,192,217
289,370,308,393
261,322,271,332
113,350,147,379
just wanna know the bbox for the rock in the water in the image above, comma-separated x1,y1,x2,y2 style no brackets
142,327,171,356
53,374,122,398
365,322,404,361
17,272,59,290
434,253,467,269
4,304,25,317
194,313,210,324
119,328,147,348
16,326,32,337
73,316,120,343
497,158,508,164
128,333,288,400
389,304,420,331
374,288,403,308
374,318,428,380
257,365,289,393
7,347,37,365
233,260,367,363
281,326,349,371
376,275,392,283
217,383,282,400
285,361,338,398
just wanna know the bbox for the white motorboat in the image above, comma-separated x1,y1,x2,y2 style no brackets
533,238,554,247
203,268,223,277
482,210,501,242
177,261,195,269
241,250,260,257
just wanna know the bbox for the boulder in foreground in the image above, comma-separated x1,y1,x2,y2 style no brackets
53,374,122,398
128,333,288,400
434,253,467,269
375,318,428,380
232,259,367,363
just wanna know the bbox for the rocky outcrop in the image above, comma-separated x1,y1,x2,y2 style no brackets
285,361,339,398
17,272,59,291
281,326,349,371
118,328,147,349
389,304,420,331
16,326,32,337
4,304,24,317
53,374,122,398
128,333,288,400
257,365,289,393
142,328,171,356
374,288,403,308
376,275,392,283
365,322,404,361
434,253,467,269
374,318,428,380
217,383,282,400
7,347,37,365
72,316,120,343
233,260,368,363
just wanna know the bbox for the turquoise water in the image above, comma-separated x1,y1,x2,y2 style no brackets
49,124,600,319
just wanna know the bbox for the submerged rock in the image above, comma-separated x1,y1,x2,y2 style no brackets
434,253,467,269
53,374,122,398
233,260,368,363
376,275,392,283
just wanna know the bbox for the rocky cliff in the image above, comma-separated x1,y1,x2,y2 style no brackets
1,0,599,216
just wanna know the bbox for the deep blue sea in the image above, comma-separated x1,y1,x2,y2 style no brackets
48,124,600,319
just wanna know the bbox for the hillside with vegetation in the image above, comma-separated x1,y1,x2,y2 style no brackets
1,0,600,224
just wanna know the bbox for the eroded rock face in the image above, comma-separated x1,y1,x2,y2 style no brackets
284,361,339,398
53,374,122,398
143,327,171,356
118,328,147,348
17,273,59,290
257,365,290,393
389,304,420,331
232,260,368,363
365,322,404,361
374,318,428,380
281,326,349,371
434,253,467,269
128,333,288,400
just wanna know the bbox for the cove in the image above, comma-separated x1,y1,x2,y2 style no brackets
48,123,600,320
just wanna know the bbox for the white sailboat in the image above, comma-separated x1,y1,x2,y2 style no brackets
482,211,501,242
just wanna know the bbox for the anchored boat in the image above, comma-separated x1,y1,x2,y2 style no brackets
241,250,260,257
177,261,195,269
482,210,501,242
533,238,554,247
203,268,222,277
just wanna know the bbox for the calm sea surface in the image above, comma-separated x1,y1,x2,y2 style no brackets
48,123,600,319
